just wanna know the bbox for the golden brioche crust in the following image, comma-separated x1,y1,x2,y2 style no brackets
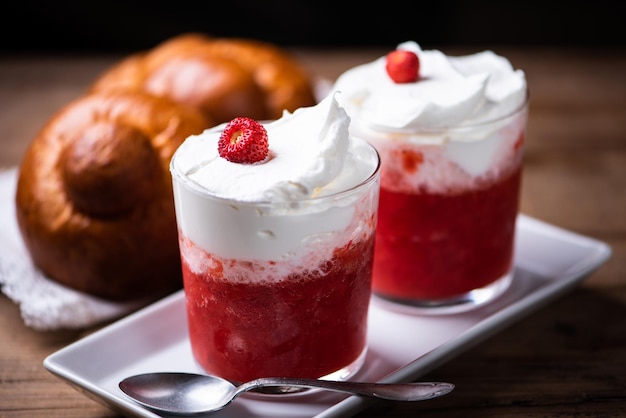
90,33,317,125
15,91,209,301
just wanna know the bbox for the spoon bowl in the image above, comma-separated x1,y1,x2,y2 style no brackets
119,372,454,415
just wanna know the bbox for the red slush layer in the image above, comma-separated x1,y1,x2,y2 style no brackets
182,235,375,383
373,165,522,300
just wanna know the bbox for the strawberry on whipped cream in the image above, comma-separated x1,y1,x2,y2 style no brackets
334,41,527,131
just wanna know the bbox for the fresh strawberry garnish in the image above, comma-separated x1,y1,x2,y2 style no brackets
385,49,420,83
217,117,269,164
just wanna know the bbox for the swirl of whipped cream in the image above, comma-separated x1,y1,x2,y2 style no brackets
172,91,375,203
333,41,527,130
170,92,379,262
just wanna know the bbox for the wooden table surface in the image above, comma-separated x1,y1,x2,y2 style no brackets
1,46,625,417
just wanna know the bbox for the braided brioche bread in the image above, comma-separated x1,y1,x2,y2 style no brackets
90,33,317,125
15,33,318,302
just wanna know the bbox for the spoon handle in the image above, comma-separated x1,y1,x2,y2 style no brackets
237,377,454,401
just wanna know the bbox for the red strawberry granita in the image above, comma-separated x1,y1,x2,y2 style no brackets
170,93,380,381
366,121,525,306
180,227,375,382
334,42,528,311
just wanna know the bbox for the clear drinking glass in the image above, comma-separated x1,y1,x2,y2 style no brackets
356,96,529,314
170,138,380,383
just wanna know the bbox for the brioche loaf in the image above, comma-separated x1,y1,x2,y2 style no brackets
15,33,318,301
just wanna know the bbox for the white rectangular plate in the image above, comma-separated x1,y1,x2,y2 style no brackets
44,214,612,418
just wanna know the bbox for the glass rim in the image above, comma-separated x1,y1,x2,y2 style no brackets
170,139,381,208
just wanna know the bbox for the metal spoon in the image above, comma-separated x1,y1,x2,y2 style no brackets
119,372,454,415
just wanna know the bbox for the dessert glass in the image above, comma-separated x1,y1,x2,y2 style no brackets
353,97,528,313
334,41,528,313
170,131,380,383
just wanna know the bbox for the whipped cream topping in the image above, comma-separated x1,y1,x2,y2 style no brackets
170,93,379,264
172,92,374,202
333,41,527,131
332,41,528,192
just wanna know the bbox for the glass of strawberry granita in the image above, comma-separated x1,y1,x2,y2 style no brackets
169,93,380,383
334,42,528,313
